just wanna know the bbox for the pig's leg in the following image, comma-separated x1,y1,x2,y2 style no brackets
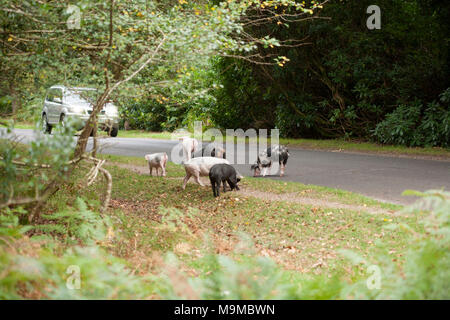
162,159,167,177
210,178,217,197
222,179,227,193
194,172,204,186
225,179,232,191
148,163,152,176
182,172,191,190
216,180,220,197
232,176,240,191
183,144,191,162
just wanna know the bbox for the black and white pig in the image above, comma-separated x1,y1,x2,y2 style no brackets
209,163,241,197
251,145,290,177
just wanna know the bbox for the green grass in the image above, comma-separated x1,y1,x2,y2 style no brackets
10,122,34,129
108,163,415,273
39,154,416,278
3,149,426,299
242,178,401,211
114,130,174,140
98,154,400,211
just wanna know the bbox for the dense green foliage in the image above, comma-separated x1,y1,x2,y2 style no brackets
93,0,450,147
0,120,77,208
209,0,450,146
374,89,450,147
340,190,450,299
2,0,448,147
3,178,448,299
209,1,450,146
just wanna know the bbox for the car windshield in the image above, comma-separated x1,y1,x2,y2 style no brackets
65,89,97,104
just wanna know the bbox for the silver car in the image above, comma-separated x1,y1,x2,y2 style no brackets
41,85,120,137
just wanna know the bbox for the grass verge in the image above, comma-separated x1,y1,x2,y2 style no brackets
3,150,435,299
68,156,412,274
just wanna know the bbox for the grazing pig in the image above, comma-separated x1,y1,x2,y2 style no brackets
144,152,168,177
182,157,229,189
179,137,199,162
251,145,290,177
209,163,241,197
192,143,226,159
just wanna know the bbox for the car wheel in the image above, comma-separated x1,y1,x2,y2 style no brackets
41,114,52,134
109,126,118,137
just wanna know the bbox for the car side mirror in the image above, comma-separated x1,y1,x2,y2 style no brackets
54,97,62,104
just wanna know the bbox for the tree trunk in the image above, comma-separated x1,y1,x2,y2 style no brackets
9,84,21,115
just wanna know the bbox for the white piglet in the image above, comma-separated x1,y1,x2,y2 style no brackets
182,157,230,189
179,137,199,162
144,152,168,177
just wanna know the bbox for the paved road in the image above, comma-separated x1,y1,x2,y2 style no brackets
6,129,450,205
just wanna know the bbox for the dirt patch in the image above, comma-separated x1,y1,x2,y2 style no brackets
110,163,182,179
240,186,390,215
109,198,162,219
110,163,149,175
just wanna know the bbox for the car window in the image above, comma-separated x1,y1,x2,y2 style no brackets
65,92,90,104
53,89,62,103
45,89,54,102
46,88,62,103
65,89,97,104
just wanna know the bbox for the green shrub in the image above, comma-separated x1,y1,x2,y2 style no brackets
0,120,77,209
373,90,450,147
0,240,153,299
33,198,110,245
340,190,450,299
120,100,169,132
14,95,42,123
154,251,343,300
373,102,422,146
0,200,153,299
